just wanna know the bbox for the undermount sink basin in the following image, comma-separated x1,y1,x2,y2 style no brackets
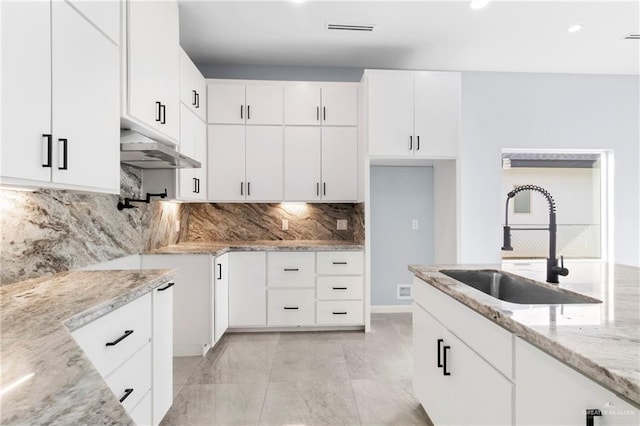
439,269,601,305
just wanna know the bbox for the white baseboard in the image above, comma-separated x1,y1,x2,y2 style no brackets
371,305,413,313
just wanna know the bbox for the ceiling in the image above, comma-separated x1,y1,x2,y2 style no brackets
178,0,639,75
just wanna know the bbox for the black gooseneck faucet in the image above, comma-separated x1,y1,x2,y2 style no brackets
502,185,569,284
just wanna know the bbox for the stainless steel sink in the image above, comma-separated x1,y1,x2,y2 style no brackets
439,269,601,305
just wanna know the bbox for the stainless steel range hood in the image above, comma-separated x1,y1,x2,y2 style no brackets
120,130,201,169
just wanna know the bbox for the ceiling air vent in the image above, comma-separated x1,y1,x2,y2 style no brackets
327,23,374,32
624,33,640,40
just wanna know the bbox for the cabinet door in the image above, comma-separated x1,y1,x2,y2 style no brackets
192,117,208,201
207,83,245,124
245,126,283,201
153,0,179,141
152,281,174,424
284,127,321,201
516,338,640,425
179,48,206,122
414,72,460,158
178,104,197,200
321,86,358,126
245,85,283,125
51,0,119,192
284,84,321,125
214,254,229,342
228,252,267,327
321,127,357,201
0,0,52,184
367,71,414,157
208,125,246,201
66,0,120,44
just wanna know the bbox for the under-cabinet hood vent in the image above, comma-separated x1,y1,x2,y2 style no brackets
327,23,375,32
120,130,201,169
624,33,640,40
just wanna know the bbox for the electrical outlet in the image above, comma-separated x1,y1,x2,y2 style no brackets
397,284,413,300
282,219,289,231
412,219,419,230
174,221,181,233
337,219,348,230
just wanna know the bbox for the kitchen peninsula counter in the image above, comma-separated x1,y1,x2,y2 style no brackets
409,261,640,407
0,269,175,425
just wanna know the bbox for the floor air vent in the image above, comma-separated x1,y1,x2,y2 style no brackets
327,23,374,32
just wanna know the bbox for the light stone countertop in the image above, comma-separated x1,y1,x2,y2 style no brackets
409,261,640,406
145,240,364,255
0,269,176,425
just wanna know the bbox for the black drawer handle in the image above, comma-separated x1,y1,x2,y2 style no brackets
332,287,348,290
443,345,451,376
58,138,68,170
42,134,52,167
284,307,299,310
437,338,444,368
333,311,347,315
217,263,222,280
284,268,299,272
157,282,174,291
332,261,347,265
192,90,197,106
105,330,133,346
156,101,162,122
586,409,602,426
119,388,134,403
160,103,166,124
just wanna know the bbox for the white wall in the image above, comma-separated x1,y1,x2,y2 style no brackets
460,72,639,266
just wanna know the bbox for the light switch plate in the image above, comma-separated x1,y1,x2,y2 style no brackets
282,219,289,231
337,219,348,230
412,219,419,230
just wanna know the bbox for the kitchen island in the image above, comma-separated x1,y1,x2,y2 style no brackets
0,269,175,425
410,261,639,424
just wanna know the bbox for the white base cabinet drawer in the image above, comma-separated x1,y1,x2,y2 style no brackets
129,389,152,426
105,343,152,413
317,276,363,300
268,289,315,326
268,252,315,288
317,251,363,275
317,301,363,325
72,293,151,377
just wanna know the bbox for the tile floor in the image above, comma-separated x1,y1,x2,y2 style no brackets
161,313,433,426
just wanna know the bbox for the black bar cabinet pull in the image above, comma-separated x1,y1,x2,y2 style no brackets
155,101,162,121
247,105,251,120
333,311,347,315
240,105,243,119
196,178,200,194
217,263,222,280
193,177,198,193
284,268,299,272
157,282,175,291
323,182,326,196
192,90,197,106
195,92,200,108
42,134,52,167
437,339,444,367
119,388,134,403
417,135,420,150
284,307,299,310
332,287,347,290
105,330,133,346
443,345,451,376
247,182,251,196
409,135,413,150
316,182,320,196
586,409,602,426
323,106,326,121
332,261,347,265
160,104,166,124
58,138,68,170
316,106,319,121
240,182,244,196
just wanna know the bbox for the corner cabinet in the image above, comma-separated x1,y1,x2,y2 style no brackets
1,0,120,193
123,0,180,143
364,69,460,159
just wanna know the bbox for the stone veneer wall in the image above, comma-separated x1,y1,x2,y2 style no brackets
183,202,364,243
0,166,182,286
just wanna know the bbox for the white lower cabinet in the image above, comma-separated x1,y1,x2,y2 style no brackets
316,301,363,325
72,282,173,426
268,289,315,326
213,253,229,342
516,338,639,426
228,252,267,327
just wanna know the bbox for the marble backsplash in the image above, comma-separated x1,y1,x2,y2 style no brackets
0,166,182,286
184,202,364,243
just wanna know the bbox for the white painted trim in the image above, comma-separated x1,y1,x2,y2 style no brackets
227,326,364,333
371,305,413,313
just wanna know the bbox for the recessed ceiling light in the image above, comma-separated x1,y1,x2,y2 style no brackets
568,24,582,33
470,0,490,10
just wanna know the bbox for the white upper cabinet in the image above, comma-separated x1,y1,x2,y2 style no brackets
208,82,283,125
321,127,358,201
1,0,119,193
66,0,120,44
366,70,459,158
284,127,322,201
177,105,207,201
284,84,358,126
245,126,283,201
208,125,246,201
126,0,180,142
179,48,206,122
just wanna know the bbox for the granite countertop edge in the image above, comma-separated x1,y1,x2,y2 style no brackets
408,264,640,407
145,240,364,255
